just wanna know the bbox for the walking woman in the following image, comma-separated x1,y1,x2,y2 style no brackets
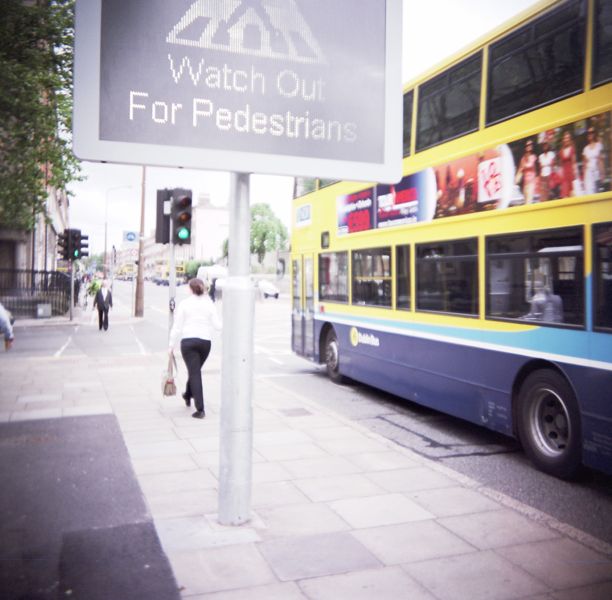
169,278,221,419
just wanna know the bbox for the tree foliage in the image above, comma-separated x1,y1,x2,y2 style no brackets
185,259,213,279
250,203,288,265
0,0,81,230
221,204,288,265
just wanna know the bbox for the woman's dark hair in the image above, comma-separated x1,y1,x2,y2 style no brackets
189,278,206,296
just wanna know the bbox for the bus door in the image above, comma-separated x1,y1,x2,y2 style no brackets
292,255,315,358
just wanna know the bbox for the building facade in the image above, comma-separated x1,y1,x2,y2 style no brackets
116,193,230,279
0,187,69,272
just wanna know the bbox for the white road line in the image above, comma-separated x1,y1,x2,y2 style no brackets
54,336,72,358
268,357,284,365
255,372,318,379
130,325,148,356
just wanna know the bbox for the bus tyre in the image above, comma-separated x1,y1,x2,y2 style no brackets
324,329,345,384
517,369,581,479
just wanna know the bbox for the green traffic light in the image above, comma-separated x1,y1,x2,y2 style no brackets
177,227,190,240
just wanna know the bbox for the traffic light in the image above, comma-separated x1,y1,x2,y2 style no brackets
57,229,69,261
79,233,89,258
155,189,170,244
69,229,82,260
171,188,192,245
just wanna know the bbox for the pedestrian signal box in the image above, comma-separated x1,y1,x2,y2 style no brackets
155,189,171,244
58,229,89,261
78,233,89,258
171,189,192,245
70,229,81,259
57,230,70,261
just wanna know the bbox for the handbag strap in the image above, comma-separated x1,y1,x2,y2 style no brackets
167,354,178,375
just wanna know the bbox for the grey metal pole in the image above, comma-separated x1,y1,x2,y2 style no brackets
69,260,74,322
103,203,108,278
135,165,146,317
168,214,176,335
218,172,255,526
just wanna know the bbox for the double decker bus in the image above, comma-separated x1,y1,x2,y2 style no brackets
291,0,612,479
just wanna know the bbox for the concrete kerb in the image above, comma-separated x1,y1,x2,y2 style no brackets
258,375,612,558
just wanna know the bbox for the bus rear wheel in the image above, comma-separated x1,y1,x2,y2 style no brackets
517,369,581,479
324,329,345,384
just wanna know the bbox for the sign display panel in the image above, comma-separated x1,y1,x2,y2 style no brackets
74,0,402,183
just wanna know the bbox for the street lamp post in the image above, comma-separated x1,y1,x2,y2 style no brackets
104,185,132,277
134,166,146,317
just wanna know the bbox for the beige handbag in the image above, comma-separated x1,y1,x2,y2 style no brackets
162,355,178,396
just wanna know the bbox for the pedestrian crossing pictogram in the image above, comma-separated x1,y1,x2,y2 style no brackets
167,0,326,64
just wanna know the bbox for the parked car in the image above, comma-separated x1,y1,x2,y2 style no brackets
256,279,280,299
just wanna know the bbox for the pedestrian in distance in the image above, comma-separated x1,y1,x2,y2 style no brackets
0,301,15,350
93,279,113,331
169,278,221,419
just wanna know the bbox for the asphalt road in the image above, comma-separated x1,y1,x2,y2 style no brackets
11,280,612,548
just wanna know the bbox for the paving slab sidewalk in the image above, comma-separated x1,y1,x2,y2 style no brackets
1,345,612,600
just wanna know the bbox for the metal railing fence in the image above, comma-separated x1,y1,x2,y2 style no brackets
0,269,70,317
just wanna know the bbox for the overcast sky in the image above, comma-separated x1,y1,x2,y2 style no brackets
69,0,539,254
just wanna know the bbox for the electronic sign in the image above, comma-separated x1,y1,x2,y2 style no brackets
73,0,402,183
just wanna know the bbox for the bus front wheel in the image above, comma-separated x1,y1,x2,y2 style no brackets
517,369,581,479
324,329,345,384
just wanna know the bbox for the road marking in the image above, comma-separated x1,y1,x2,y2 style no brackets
268,357,284,365
130,325,148,356
54,336,72,358
255,372,317,379
255,345,292,357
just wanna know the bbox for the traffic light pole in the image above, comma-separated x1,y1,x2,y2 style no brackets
218,172,255,526
69,260,74,322
168,215,176,334
135,166,146,317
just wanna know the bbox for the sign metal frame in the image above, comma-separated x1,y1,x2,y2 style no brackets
73,0,403,183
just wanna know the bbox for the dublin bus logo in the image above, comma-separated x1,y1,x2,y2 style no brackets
167,0,326,64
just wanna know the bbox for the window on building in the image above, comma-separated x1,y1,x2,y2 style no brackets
396,245,411,310
403,90,414,156
416,239,478,315
486,227,584,326
594,222,612,330
318,179,338,189
487,0,585,125
416,52,481,152
352,247,392,307
293,178,317,198
319,252,348,302
593,0,612,87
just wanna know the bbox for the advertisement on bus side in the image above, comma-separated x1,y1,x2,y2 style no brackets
335,110,611,236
